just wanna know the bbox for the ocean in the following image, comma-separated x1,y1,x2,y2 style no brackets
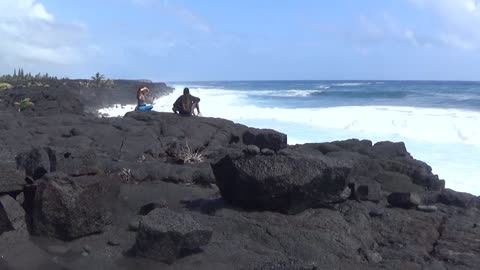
99,80,480,195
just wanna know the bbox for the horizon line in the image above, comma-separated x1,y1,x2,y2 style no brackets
163,79,480,83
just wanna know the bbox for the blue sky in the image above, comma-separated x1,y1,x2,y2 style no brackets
2,0,480,81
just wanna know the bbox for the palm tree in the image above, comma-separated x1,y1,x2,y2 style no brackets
14,98,34,111
91,72,105,87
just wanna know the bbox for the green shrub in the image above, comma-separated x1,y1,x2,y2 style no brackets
14,98,34,111
103,79,115,88
0,83,13,91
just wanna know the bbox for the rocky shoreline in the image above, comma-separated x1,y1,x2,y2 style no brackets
0,80,479,270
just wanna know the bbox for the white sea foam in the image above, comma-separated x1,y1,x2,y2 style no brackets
98,104,137,117
333,82,372,86
98,85,480,195
270,89,323,97
177,87,323,98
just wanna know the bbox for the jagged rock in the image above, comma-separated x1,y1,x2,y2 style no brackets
366,252,382,263
0,163,26,195
359,249,383,264
15,147,55,180
351,182,382,202
133,208,212,264
299,140,445,193
242,128,287,151
369,208,384,217
0,195,27,235
16,146,101,180
420,191,441,205
261,148,275,156
371,154,445,192
411,167,445,191
332,139,373,155
212,154,352,214
371,141,411,159
138,201,167,216
56,149,100,176
313,142,344,154
387,192,421,208
15,193,25,206
128,216,141,232
83,245,92,253
433,211,480,268
192,167,217,187
438,188,476,208
244,145,261,156
107,239,121,246
416,205,438,212
373,172,424,193
31,172,119,240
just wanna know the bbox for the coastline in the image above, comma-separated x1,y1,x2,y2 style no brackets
0,80,478,269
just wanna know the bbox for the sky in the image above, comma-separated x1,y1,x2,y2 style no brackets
2,0,480,81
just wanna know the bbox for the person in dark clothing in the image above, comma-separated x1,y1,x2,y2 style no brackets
135,86,154,111
172,87,201,116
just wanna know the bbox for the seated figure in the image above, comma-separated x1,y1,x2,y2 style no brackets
135,86,154,111
172,87,201,116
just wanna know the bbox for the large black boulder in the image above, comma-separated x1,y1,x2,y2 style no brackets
133,208,212,264
15,147,55,181
242,128,287,151
371,141,411,159
55,149,100,176
31,172,119,240
438,188,477,208
212,154,352,214
292,140,445,193
387,192,422,208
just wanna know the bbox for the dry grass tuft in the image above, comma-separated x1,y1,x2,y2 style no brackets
119,168,133,183
179,143,205,164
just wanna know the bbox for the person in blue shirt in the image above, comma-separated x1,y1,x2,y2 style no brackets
135,86,154,111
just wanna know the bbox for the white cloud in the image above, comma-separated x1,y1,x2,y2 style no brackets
131,0,210,34
0,0,97,73
174,6,210,33
354,15,430,47
0,0,53,21
410,0,480,49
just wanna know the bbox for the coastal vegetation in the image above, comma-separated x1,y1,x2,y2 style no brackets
14,97,34,111
0,69,114,89
0,83,13,91
80,72,115,88
0,68,58,84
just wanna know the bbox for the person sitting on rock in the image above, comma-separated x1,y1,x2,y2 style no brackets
135,86,154,111
172,87,201,116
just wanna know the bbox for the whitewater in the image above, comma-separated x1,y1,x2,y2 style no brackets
99,81,480,195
